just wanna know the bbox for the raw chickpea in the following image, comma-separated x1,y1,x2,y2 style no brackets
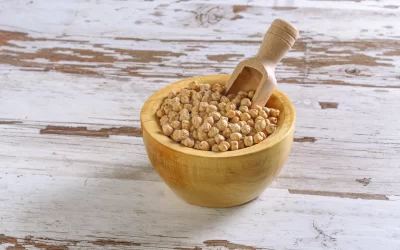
168,90,177,99
246,119,255,127
265,118,271,125
255,116,264,123
183,104,193,110
241,124,251,135
216,119,228,131
238,140,245,149
182,120,191,130
230,141,239,151
230,132,242,141
206,138,216,147
194,140,201,149
190,126,195,132
240,112,251,121
199,111,207,118
237,121,246,128
266,124,276,135
160,116,169,126
197,131,208,141
225,102,236,112
192,131,198,140
220,96,230,103
239,106,249,113
248,91,255,99
172,102,182,112
192,100,200,109
255,119,267,132
248,109,259,119
229,123,241,133
162,124,174,136
182,137,195,148
210,111,221,121
179,108,190,121
199,122,211,133
232,97,241,106
208,127,219,138
181,88,191,97
238,90,248,97
253,105,262,112
270,108,280,118
214,134,225,144
168,114,179,123
170,120,181,130
240,98,251,107
249,128,257,137
220,116,229,121
156,109,165,118
263,107,271,116
188,81,200,91
230,116,240,123
192,116,202,129
211,92,221,101
192,92,202,101
206,105,218,113
220,110,227,116
215,86,224,94
259,110,268,119
181,95,190,104
218,141,230,152
235,110,242,117
171,129,189,142
211,144,220,152
268,117,278,124
254,132,266,144
199,141,210,151
227,93,236,101
244,136,254,147
199,84,211,92
204,116,214,126
226,110,236,119
210,101,219,106
218,102,227,111
199,102,208,112
222,127,231,138
201,94,212,103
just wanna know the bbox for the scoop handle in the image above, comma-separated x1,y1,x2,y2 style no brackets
256,19,299,66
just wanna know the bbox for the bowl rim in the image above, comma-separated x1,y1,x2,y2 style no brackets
140,74,295,158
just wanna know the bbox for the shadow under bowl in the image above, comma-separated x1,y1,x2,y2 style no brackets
140,74,295,208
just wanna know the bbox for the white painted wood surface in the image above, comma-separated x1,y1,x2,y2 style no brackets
1,0,400,249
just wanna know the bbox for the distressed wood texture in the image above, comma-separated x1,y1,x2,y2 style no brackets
1,0,400,249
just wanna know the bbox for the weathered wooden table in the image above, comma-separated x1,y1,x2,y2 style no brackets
1,0,399,249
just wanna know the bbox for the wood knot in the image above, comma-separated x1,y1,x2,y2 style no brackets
345,67,361,75
195,6,225,27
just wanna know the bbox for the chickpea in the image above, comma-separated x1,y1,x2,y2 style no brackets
266,124,276,135
241,124,251,135
197,131,208,141
172,102,182,112
199,84,211,92
259,110,268,119
225,102,236,112
206,105,218,113
206,138,216,147
179,108,190,121
204,116,214,126
210,111,221,121
248,90,255,99
255,119,267,132
227,93,236,101
199,141,210,151
199,122,211,133
230,132,242,141
218,102,227,111
246,119,255,127
214,134,225,144
220,96,230,103
229,123,241,133
210,101,219,106
171,129,189,142
218,141,230,152
253,105,262,112
226,110,236,119
263,107,271,116
239,106,249,113
254,132,266,144
230,116,240,123
270,108,280,118
182,120,191,130
199,102,208,112
268,117,278,124
241,98,251,107
181,88,191,97
168,90,177,99
237,121,247,128
208,127,219,138
162,124,174,136
183,104,193,111
244,136,254,147
240,112,251,121
216,119,228,131
156,109,165,118
248,109,259,119
182,137,195,148
211,92,221,101
192,116,202,129
181,95,190,104
170,120,181,130
230,141,239,151
188,81,200,91
211,144,220,152
222,127,231,138
160,116,169,126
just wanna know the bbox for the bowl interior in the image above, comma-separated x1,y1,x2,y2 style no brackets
141,74,295,158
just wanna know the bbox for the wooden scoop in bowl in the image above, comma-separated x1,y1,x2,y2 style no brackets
225,18,299,107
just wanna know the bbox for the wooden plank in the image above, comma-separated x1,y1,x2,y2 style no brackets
0,174,399,250
1,82,400,195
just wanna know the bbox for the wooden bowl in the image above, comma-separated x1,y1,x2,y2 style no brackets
140,74,295,208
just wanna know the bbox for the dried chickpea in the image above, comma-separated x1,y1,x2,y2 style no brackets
168,115,179,123
204,116,214,126
199,111,207,118
220,96,230,103
230,132,242,141
248,91,255,99
199,84,211,92
183,104,193,110
229,123,241,133
192,92,202,101
238,140,245,149
270,108,280,118
206,105,218,113
181,95,190,104
230,116,240,123
238,90,248,97
253,105,262,112
241,124,251,135
194,140,201,149
255,119,267,132
160,115,169,125
218,102,227,111
255,116,264,123
208,127,219,138
211,92,221,101
168,90,177,99
235,110,242,117
232,97,241,106
206,138,216,147
210,101,219,106
162,124,174,136
241,98,251,107
172,102,182,112
218,141,230,152
182,120,191,130
254,132,266,144
226,110,236,119
237,121,246,128
230,141,239,151
201,94,212,103
216,119,228,131
215,86,224,94
170,120,181,130
227,93,236,100
263,107,271,116
192,130,198,140
248,109,259,119
171,129,189,142
179,108,190,121
210,111,221,121
220,110,227,116
156,109,165,118
199,141,210,151
259,110,268,119
225,102,236,112
197,131,208,141
246,119,255,127
244,136,254,147
199,102,208,112
199,122,211,133
192,116,202,129
239,106,249,113
240,112,251,121
188,81,200,91
268,117,278,124
222,127,231,138
190,126,195,132
214,134,225,144
182,137,195,148
211,144,220,152
181,88,191,97
266,124,276,135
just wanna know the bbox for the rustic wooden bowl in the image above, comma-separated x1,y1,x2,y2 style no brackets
140,74,295,208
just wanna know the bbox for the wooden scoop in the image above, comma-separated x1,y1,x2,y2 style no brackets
225,18,299,107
